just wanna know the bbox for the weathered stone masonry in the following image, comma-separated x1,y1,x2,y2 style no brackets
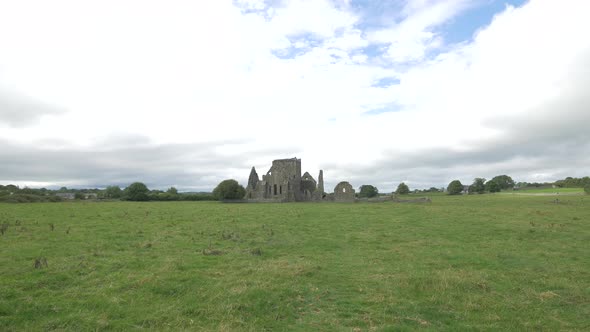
245,158,328,202
333,181,355,202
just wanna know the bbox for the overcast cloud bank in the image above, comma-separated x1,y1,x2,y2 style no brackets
0,0,588,191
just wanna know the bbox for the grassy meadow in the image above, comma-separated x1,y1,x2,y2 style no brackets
509,187,584,195
0,194,589,331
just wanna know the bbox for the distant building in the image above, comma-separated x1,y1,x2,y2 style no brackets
55,193,97,200
56,193,75,200
462,185,470,194
245,158,325,202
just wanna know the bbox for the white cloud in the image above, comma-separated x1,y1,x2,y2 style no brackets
0,0,589,191
368,0,472,62
269,0,357,37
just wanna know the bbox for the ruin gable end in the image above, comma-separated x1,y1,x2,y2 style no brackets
334,181,355,202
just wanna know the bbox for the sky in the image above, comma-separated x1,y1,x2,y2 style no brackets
0,0,589,192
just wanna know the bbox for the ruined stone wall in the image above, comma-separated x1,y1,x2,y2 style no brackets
262,158,302,201
245,167,262,199
300,172,317,201
334,181,355,202
245,158,327,202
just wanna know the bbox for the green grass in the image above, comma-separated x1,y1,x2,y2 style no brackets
509,187,584,194
1,195,589,331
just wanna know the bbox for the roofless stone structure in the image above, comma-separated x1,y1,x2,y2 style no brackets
245,158,326,202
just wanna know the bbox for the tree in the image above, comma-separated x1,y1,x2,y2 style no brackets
490,175,515,190
123,182,150,201
396,182,410,195
554,176,590,188
485,180,500,193
105,185,122,199
447,180,463,195
213,179,246,200
358,185,379,198
469,178,486,194
1,184,19,192
585,184,590,195
74,192,85,200
167,187,178,195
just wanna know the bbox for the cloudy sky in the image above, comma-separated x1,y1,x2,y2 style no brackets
0,0,589,192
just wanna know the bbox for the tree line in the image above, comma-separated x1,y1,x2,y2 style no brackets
353,174,590,197
0,183,215,203
99,183,217,201
2,174,589,203
445,175,514,195
553,176,590,188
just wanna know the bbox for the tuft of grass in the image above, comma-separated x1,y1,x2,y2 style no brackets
33,257,48,269
202,248,224,256
0,223,8,235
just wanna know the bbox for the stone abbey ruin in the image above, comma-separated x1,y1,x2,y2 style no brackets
245,157,356,202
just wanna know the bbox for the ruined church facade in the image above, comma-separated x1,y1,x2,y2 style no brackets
245,158,326,202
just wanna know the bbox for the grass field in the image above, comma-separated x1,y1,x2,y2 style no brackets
1,195,589,331
508,187,584,195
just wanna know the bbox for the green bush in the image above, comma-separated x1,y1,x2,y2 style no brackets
470,178,486,194
47,195,64,202
447,180,463,195
585,184,590,195
396,182,410,195
180,193,215,201
123,182,150,201
359,185,379,198
105,186,122,199
490,175,515,190
213,179,246,200
0,194,63,203
486,180,500,193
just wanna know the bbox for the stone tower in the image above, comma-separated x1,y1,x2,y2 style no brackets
317,170,324,194
312,169,324,200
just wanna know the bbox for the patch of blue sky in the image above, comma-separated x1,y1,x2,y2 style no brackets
233,0,282,20
272,32,324,59
288,32,323,47
371,77,400,88
346,42,394,68
442,0,529,44
271,48,301,59
359,42,390,58
363,103,402,116
349,0,406,29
